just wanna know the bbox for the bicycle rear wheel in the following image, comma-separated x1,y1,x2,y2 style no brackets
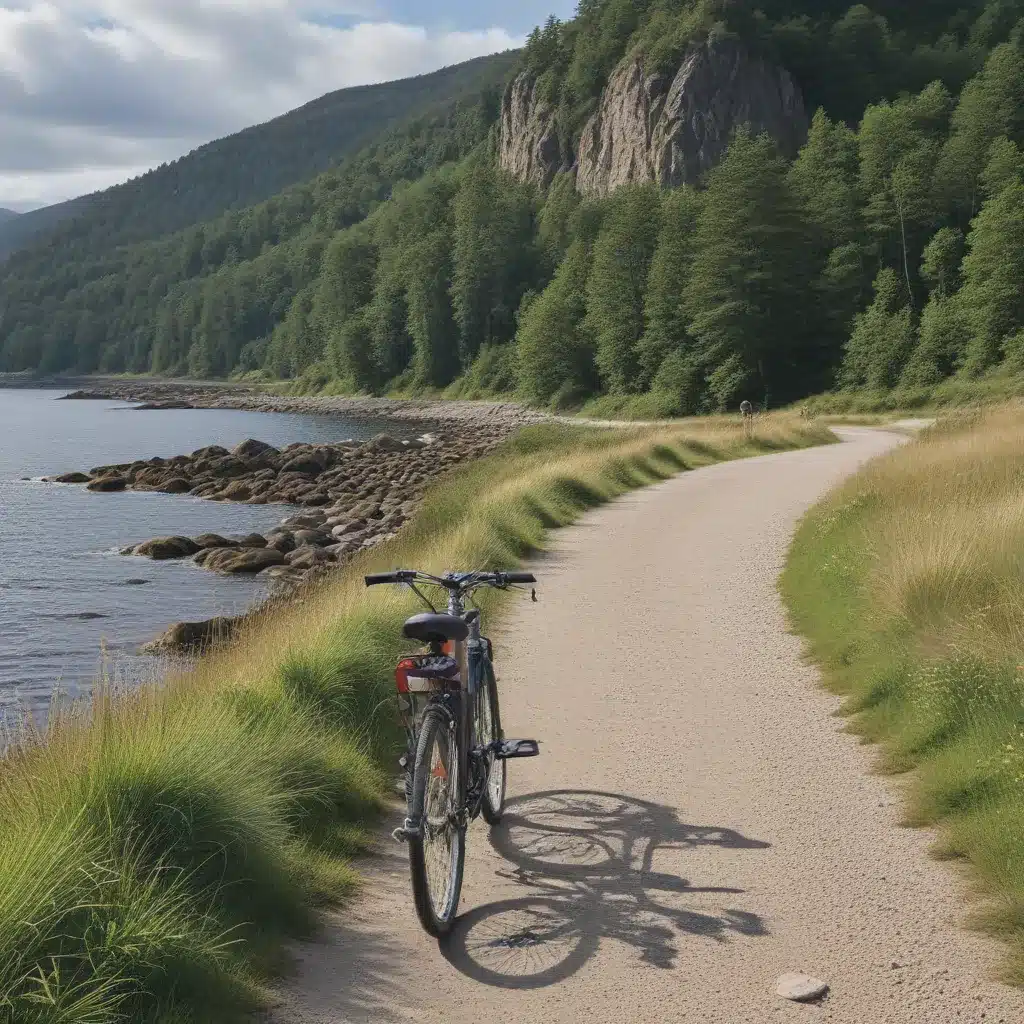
409,704,465,937
478,660,506,825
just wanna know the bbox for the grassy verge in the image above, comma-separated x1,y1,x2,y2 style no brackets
0,417,830,1023
800,370,1024,415
782,405,1024,982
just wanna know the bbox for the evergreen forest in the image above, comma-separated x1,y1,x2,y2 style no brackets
5,1,1024,413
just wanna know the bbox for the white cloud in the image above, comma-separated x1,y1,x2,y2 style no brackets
0,2,522,208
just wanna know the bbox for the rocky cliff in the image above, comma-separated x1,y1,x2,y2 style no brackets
498,72,564,188
500,38,808,197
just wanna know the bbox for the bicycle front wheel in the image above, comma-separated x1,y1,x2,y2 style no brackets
409,704,466,937
478,661,506,825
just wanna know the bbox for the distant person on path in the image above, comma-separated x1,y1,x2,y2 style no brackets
740,400,754,437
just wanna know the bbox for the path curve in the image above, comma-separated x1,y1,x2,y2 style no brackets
268,428,1024,1024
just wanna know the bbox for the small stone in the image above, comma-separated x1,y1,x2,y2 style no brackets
776,974,828,1003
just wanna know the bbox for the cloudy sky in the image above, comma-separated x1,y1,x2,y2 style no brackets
0,1,575,212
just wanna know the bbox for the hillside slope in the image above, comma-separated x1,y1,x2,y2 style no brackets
4,0,1024,414
0,53,517,259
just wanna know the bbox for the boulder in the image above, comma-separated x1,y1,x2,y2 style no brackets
191,445,230,460
325,540,359,559
265,531,297,554
193,533,239,550
213,548,286,574
332,521,367,539
233,438,278,460
142,616,238,653
281,514,328,530
285,546,331,569
136,400,193,411
217,480,252,502
53,472,91,484
157,477,193,494
234,533,268,548
133,536,201,560
292,528,334,548
88,476,127,493
360,434,407,454
280,454,326,475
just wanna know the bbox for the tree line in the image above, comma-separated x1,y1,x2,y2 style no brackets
3,0,1024,412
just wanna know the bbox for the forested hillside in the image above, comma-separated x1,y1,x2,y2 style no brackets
0,53,516,259
4,1,1024,413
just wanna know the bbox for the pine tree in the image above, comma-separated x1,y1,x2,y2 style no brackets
901,293,970,388
789,109,862,252
517,239,597,406
537,172,581,269
958,141,1024,374
859,82,951,308
935,43,1024,223
404,229,459,387
451,161,538,368
683,130,820,410
585,184,663,394
840,267,918,390
789,109,868,371
919,227,965,298
636,186,702,389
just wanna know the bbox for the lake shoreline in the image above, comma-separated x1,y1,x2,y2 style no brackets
3,376,549,429
54,421,518,653
3,390,497,716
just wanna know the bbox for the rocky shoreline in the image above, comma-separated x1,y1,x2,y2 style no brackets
57,380,549,428
48,420,517,654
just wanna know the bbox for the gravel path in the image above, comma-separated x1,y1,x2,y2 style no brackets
266,428,1024,1024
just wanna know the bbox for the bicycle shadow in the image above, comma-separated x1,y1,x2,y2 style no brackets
440,790,768,989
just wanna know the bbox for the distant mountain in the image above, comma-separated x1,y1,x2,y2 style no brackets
0,208,19,223
0,52,517,259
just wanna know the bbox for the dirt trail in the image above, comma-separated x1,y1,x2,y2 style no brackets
267,428,1024,1024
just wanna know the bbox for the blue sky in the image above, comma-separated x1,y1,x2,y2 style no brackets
0,1,577,211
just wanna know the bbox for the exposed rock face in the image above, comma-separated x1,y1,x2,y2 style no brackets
499,72,564,188
576,39,808,197
499,38,807,198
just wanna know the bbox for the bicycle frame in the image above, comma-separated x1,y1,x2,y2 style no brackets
440,584,489,825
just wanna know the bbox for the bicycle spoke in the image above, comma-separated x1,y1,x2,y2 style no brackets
422,725,460,921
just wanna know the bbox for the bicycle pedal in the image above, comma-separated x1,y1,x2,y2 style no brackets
495,739,540,760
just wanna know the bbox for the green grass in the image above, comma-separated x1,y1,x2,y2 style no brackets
799,370,1024,415
0,416,830,1022
782,404,1024,982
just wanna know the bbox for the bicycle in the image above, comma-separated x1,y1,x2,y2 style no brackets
364,569,540,936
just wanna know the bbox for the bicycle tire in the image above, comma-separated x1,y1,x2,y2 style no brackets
409,703,466,937
479,660,506,825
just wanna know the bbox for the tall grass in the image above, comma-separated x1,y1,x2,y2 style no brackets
783,404,1024,981
800,371,1024,415
0,418,829,1022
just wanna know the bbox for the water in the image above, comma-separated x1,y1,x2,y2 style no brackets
0,389,402,719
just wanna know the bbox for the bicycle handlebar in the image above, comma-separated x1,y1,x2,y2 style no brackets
364,571,414,586
504,572,537,584
364,569,536,590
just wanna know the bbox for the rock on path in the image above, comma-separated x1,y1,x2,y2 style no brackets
266,428,1024,1024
